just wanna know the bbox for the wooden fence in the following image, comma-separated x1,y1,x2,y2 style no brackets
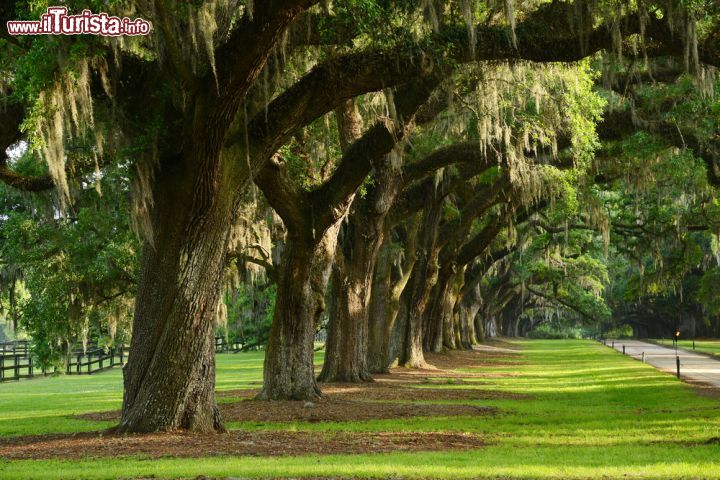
214,336,244,353
64,347,126,375
0,342,126,382
0,340,30,357
1,335,248,382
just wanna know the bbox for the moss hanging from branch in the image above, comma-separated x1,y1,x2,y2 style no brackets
30,58,97,211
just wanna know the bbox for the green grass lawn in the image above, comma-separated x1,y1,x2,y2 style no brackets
655,338,720,358
1,340,720,479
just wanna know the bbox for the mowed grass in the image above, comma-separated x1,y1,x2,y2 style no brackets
0,350,271,437
655,338,720,358
1,340,720,479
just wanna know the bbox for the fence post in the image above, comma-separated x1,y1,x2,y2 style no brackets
119,346,124,365
28,356,33,377
622,345,626,355
110,348,115,367
676,356,681,379
642,352,645,363
76,354,81,374
612,341,615,349
14,355,20,380
0,356,4,381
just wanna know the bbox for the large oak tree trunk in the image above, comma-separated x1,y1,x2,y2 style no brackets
441,271,462,350
319,153,403,382
424,265,456,353
474,312,486,342
486,316,498,337
399,202,442,368
367,240,393,373
454,284,479,348
259,225,339,400
119,152,237,433
367,232,417,372
400,262,434,368
318,250,374,382
117,3,314,430
423,282,443,353
318,208,379,383
459,282,484,342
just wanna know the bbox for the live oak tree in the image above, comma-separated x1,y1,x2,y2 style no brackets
326,59,608,372
2,0,326,432
0,0,718,433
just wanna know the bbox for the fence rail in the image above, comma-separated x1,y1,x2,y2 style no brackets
65,347,126,376
0,355,35,381
0,340,30,357
0,342,126,383
2,335,245,383
214,336,244,353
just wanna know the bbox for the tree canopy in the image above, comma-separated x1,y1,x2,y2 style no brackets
0,0,718,432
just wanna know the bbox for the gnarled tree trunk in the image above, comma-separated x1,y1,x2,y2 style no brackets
319,152,404,382
367,217,421,372
399,200,442,368
367,240,393,373
119,151,238,433
424,264,455,353
367,239,392,373
259,225,339,400
318,246,374,382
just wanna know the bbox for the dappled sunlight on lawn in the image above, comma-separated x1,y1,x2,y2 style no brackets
2,339,720,478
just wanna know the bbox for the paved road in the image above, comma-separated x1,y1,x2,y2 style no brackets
605,339,720,388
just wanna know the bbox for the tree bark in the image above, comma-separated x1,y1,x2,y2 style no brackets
318,239,374,382
459,283,483,344
318,220,377,382
399,201,443,368
367,216,421,372
319,151,404,382
119,150,237,433
315,82,448,381
445,270,468,349
258,224,339,400
367,239,393,373
424,265,455,353
117,2,319,431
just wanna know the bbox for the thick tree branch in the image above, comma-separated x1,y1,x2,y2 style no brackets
388,162,490,227
0,160,54,192
457,201,547,267
213,0,319,97
597,96,720,187
526,285,601,323
245,0,674,170
439,178,510,251
228,253,277,282
253,155,310,233
0,102,54,192
403,142,490,183
307,77,442,232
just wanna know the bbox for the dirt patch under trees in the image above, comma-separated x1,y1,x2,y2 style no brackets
0,430,488,460
5,346,525,460
77,394,497,424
